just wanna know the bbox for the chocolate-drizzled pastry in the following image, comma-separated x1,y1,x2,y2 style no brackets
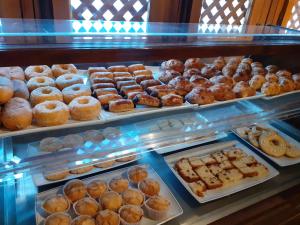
168,76,193,96
185,87,215,105
132,93,160,107
184,58,205,70
161,59,184,73
158,70,181,84
183,68,201,79
201,64,220,79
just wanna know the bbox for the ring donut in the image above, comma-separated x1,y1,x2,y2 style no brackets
51,64,78,78
25,65,53,80
69,96,100,121
259,131,287,157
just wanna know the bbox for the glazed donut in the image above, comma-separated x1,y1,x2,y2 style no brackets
265,65,279,74
276,70,292,79
184,58,205,70
69,96,100,121
209,75,234,88
249,75,265,90
158,70,181,84
259,131,287,157
185,87,215,105
278,77,295,93
25,65,53,80
62,84,91,104
51,64,78,78
201,64,220,79
55,74,84,90
292,73,300,89
190,75,212,88
208,84,236,101
0,76,14,104
183,68,201,79
27,76,55,92
233,81,256,98
0,66,25,80
261,82,281,96
161,59,184,73
30,86,63,106
33,100,69,126
265,73,278,82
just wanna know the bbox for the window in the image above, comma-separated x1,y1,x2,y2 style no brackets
286,1,300,30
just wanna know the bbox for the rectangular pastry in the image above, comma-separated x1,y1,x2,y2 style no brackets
132,93,160,107
140,79,161,90
116,80,137,89
128,64,145,74
108,99,134,112
188,180,207,197
120,85,143,96
239,156,257,166
94,88,118,97
133,69,152,77
188,157,205,169
237,166,258,177
97,94,123,105
219,160,234,170
200,176,223,189
250,163,269,177
113,72,132,78
178,168,200,183
135,74,154,84
194,165,214,178
91,77,115,84
114,77,135,82
231,159,247,169
217,169,243,185
212,151,229,163
90,71,114,80
208,165,223,176
146,84,169,92
224,147,247,160
150,89,177,98
175,158,192,171
201,155,218,165
107,65,128,72
161,94,183,106
88,66,107,75
127,91,146,100
92,83,115,90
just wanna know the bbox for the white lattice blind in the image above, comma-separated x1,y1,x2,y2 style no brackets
286,1,300,30
199,0,251,25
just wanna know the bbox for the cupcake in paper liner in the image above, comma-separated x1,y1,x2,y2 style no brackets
144,196,170,220
119,205,143,225
95,209,120,225
71,215,96,225
73,197,100,217
45,212,72,225
63,179,87,203
42,194,70,215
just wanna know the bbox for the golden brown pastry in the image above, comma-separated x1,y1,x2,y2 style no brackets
126,91,146,100
114,76,134,82
25,65,53,80
128,64,145,74
56,74,84,90
233,70,251,82
31,86,63,106
185,87,215,105
116,80,137,90
12,80,29,99
276,70,292,79
128,166,148,183
69,165,94,175
190,75,212,88
222,64,236,77
161,94,183,106
168,76,193,96
88,66,107,76
91,77,115,85
227,57,241,66
100,191,122,211
74,197,100,217
0,76,14,104
119,205,143,224
71,216,96,225
134,74,154,84
109,177,129,193
213,56,226,70
45,212,71,225
2,97,32,130
209,84,236,101
44,169,69,181
90,72,113,80
233,81,256,98
278,77,295,93
122,188,144,206
132,93,160,107
107,65,128,73
158,70,181,84
132,69,152,77
201,64,220,79
95,209,120,225
92,83,115,90
27,76,55,92
249,75,266,90
138,178,160,197
252,67,266,76
0,66,25,80
63,179,87,203
120,85,143,96
43,194,69,214
113,72,132,78
241,58,253,65
209,75,234,88
183,68,201,79
108,99,134,112
140,79,161,90
184,58,205,70
251,62,263,68
265,73,278,82
94,88,118,97
52,64,77,78
161,59,184,73
62,84,91,104
69,96,100,121
265,65,279,74
292,73,300,90
261,81,281,96
146,84,168,93
87,180,107,199
237,63,252,74
97,94,122,105
145,196,170,220
149,88,176,98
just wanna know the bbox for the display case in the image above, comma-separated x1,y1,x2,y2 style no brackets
1,19,300,225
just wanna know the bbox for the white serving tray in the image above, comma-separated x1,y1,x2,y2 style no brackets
233,123,300,167
164,141,279,203
36,164,183,225
262,89,300,100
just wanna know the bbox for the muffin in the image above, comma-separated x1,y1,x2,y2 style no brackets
87,180,107,199
63,179,87,203
138,178,160,197
145,196,171,220
128,166,148,184
43,194,70,214
109,177,129,193
45,212,71,225
119,205,143,225
122,189,144,206
74,197,100,217
71,216,96,225
95,209,120,225
100,191,122,211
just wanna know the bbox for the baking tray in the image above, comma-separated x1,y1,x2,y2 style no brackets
35,164,183,225
233,123,300,167
165,141,279,203
262,89,300,100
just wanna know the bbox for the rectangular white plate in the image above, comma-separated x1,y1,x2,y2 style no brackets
164,140,279,203
36,164,183,225
233,123,300,167
262,89,300,100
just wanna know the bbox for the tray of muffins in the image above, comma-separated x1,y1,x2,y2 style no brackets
165,140,279,203
233,123,300,167
36,165,183,225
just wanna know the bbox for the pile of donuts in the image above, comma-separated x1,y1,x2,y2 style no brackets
158,57,300,105
0,64,100,131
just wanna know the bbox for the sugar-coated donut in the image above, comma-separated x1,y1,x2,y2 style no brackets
1,97,32,130
12,80,29,99
69,96,100,121
27,76,55,92
62,84,91,104
55,73,84,90
33,100,69,126
25,65,53,80
0,76,14,104
30,86,63,106
51,64,78,78
0,66,25,80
